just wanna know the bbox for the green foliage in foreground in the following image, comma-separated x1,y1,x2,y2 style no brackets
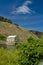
0,37,43,65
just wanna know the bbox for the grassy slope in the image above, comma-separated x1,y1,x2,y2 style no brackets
0,21,38,43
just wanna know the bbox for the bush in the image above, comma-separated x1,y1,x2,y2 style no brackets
0,37,43,65
16,37,43,65
0,35,6,40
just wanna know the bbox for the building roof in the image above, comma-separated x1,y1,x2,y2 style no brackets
7,35,16,38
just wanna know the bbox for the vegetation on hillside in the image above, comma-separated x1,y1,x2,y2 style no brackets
0,35,6,40
0,37,43,65
30,30,43,38
0,16,43,43
0,16,19,26
0,16,12,24
0,21,38,43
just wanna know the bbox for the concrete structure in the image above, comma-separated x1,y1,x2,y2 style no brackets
0,40,6,48
6,35,17,45
6,35,18,49
0,35,20,49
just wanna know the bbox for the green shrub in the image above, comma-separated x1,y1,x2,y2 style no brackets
16,37,43,65
0,35,6,40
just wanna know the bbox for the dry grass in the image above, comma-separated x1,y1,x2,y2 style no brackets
0,21,38,43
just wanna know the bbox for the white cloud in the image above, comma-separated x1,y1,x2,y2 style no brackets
15,5,32,14
23,0,32,6
12,0,34,14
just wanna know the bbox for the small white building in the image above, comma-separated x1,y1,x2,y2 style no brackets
6,35,17,45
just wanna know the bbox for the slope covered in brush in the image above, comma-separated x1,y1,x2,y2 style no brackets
0,16,43,43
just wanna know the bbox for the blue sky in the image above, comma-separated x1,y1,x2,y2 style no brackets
0,0,43,32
